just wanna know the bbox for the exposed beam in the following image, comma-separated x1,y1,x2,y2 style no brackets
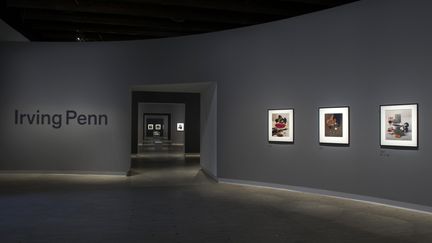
7,0,279,25
21,9,231,33
26,21,194,37
33,30,160,41
278,0,356,6
102,0,323,15
2,0,360,42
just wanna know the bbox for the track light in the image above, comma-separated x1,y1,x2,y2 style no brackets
75,30,84,42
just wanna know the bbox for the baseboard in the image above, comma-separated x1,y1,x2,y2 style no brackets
218,178,432,215
185,153,200,157
0,170,127,176
200,167,218,182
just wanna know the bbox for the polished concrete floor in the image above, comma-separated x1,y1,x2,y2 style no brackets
1,156,432,242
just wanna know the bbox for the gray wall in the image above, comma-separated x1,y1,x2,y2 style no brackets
138,103,185,144
1,0,432,207
142,114,169,139
201,83,217,176
0,19,29,42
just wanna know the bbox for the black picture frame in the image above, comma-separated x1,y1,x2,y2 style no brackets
267,108,295,144
379,103,418,149
318,106,350,146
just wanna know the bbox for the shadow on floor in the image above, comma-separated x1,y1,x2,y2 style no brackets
1,155,432,242
129,154,214,187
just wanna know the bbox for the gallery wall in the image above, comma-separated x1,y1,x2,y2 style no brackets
138,103,185,144
1,0,432,208
142,114,170,140
0,19,28,42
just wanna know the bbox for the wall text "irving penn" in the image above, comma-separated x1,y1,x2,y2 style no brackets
14,110,108,129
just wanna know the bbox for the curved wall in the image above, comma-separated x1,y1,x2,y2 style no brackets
0,19,28,42
1,0,432,208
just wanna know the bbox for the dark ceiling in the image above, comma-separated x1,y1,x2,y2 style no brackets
0,0,358,42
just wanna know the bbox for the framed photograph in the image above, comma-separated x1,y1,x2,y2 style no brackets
155,124,162,130
380,104,418,148
268,109,294,143
319,106,349,145
147,124,154,130
177,123,184,131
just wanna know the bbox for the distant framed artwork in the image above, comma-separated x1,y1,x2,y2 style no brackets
177,123,184,131
155,124,162,130
268,109,294,143
319,106,349,145
380,104,418,148
147,124,154,130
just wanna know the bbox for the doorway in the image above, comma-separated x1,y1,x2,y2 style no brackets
143,113,171,139
131,92,200,155
130,92,200,176
145,117,166,138
129,83,217,179
138,106,183,155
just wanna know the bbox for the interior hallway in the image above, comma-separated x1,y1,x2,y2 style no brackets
1,157,432,243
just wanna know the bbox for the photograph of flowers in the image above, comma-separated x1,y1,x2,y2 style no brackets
268,109,294,143
319,106,349,145
380,104,418,148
